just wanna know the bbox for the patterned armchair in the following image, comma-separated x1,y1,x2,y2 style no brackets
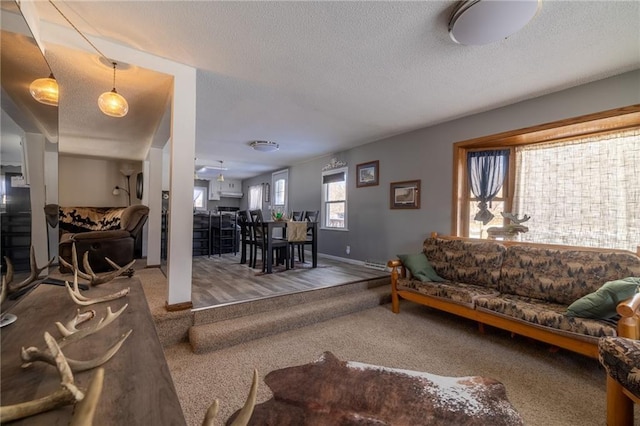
598,293,640,426
48,205,149,273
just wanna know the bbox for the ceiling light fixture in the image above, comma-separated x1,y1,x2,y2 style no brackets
448,0,540,46
250,140,280,152
29,73,59,106
48,0,129,118
98,62,129,117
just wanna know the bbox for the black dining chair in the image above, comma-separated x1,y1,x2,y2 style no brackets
249,209,289,272
294,210,319,263
237,210,253,265
291,211,305,221
286,220,309,268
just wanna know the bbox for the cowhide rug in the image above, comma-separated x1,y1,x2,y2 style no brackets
228,351,523,425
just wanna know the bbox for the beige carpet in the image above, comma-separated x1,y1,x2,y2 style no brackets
135,266,629,426
161,301,620,426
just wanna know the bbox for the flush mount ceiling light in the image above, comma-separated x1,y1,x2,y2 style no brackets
29,73,59,106
449,0,540,46
250,140,280,152
98,62,129,117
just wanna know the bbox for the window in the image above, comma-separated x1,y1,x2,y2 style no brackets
248,185,262,210
453,106,640,252
321,167,347,229
193,186,207,211
274,178,286,206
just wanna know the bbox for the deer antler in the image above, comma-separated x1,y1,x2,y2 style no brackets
60,243,135,286
5,248,55,294
54,309,97,337
55,305,127,345
69,367,104,426
65,270,129,306
0,332,86,423
203,369,258,426
23,305,130,372
21,330,132,373
83,252,135,285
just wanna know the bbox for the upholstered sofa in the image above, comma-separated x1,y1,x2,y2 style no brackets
48,205,149,273
388,234,640,359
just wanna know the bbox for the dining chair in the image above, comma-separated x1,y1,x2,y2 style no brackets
291,211,305,221
295,210,319,263
286,221,309,268
250,210,289,272
237,210,253,265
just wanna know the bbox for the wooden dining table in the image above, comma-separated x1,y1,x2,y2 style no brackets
240,220,318,274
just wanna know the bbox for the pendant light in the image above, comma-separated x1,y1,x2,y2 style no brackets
29,73,59,106
98,62,129,117
216,161,225,182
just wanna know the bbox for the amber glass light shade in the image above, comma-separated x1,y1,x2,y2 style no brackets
29,74,59,106
98,89,129,117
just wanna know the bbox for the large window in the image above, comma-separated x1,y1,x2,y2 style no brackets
454,106,640,252
322,167,347,229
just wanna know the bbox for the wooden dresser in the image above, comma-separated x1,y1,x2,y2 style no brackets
0,276,186,425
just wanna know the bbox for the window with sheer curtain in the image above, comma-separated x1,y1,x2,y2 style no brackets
513,130,640,252
248,184,262,211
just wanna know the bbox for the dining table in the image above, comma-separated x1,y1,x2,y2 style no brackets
240,220,318,274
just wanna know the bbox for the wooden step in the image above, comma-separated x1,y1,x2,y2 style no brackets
192,276,389,325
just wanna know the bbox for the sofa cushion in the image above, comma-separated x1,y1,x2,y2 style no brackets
397,278,500,307
475,294,617,339
599,336,640,399
423,238,506,289
566,277,640,319
499,246,640,306
397,253,444,282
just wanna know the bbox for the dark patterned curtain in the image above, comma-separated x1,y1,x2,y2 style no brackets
467,150,509,225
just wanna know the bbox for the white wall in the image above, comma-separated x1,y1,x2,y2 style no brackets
58,155,142,206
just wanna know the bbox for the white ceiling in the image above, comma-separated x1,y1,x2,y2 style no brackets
5,1,640,180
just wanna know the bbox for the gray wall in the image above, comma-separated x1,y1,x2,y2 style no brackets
246,70,640,264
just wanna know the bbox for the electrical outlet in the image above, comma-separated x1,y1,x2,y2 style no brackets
346,245,351,254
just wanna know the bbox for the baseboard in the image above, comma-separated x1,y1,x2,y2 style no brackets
316,252,389,271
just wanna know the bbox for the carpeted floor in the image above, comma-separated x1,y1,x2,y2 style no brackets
161,300,619,426
135,265,631,426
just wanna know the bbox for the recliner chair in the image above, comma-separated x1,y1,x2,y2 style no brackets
47,204,149,273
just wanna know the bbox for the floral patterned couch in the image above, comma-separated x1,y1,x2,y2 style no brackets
388,235,640,359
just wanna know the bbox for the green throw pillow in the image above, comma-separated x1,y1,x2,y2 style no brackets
397,253,444,282
566,277,640,319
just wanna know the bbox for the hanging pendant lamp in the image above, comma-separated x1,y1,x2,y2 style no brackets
29,73,59,106
98,62,128,117
216,161,225,182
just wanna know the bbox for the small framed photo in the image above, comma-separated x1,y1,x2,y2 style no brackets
356,160,379,188
390,180,421,209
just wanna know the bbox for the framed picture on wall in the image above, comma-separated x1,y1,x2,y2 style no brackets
356,160,379,188
390,180,420,209
264,182,270,202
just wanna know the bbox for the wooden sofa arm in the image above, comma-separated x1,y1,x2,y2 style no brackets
387,259,407,314
616,293,640,339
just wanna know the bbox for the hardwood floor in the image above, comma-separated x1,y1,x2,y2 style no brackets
190,253,388,310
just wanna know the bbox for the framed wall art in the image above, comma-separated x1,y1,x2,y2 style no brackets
356,160,379,188
390,180,421,209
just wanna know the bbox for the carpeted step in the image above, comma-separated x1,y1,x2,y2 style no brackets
189,285,391,353
192,276,389,325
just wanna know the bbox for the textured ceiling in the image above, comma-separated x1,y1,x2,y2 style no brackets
6,1,640,179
